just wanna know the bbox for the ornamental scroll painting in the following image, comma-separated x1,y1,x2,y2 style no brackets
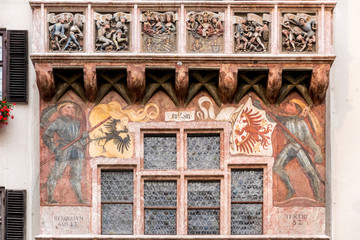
233,13,271,53
281,13,317,52
141,11,177,53
187,11,224,53
89,102,160,158
94,12,131,52
48,13,85,52
40,101,89,205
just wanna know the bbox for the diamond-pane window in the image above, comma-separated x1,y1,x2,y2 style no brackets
231,169,263,235
187,134,220,169
144,181,177,235
187,181,220,235
101,170,133,235
144,134,177,169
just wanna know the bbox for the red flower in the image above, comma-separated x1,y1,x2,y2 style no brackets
11,116,14,119
13,103,16,105
4,117,7,121
2,101,6,103
0,116,2,120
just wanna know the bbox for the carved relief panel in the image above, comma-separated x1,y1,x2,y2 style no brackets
48,12,85,52
94,12,131,52
186,11,224,53
141,11,177,53
281,13,317,52
233,13,271,53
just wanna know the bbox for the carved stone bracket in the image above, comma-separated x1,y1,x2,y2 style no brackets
175,66,189,105
266,65,283,104
35,63,55,101
310,64,330,105
219,64,237,103
127,64,146,104
84,64,97,103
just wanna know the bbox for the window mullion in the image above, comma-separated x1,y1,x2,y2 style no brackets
178,128,186,235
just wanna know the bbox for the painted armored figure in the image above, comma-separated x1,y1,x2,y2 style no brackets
282,20,296,51
63,22,83,51
49,18,68,51
289,16,316,51
273,100,324,202
96,20,115,51
43,102,89,204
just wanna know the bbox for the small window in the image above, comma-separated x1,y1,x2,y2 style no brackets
144,134,177,169
187,181,220,235
101,170,134,235
187,133,220,169
231,169,263,235
144,181,177,234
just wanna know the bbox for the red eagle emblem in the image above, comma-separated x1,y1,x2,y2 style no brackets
234,107,272,154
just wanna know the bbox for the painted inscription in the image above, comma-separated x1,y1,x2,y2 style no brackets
54,215,84,229
285,213,308,226
165,111,195,121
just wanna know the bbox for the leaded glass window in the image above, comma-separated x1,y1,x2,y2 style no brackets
144,181,177,235
144,134,177,169
187,134,220,169
231,169,263,235
187,181,220,234
101,170,134,235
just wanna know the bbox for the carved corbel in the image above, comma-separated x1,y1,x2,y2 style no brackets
310,64,330,105
35,63,55,101
266,65,282,104
127,64,146,104
83,64,97,103
219,64,238,103
175,65,189,105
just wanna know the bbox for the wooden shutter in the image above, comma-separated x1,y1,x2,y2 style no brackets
6,30,28,102
5,190,26,240
0,187,5,240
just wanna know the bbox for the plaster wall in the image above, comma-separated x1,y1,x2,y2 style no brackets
0,0,40,239
331,0,360,239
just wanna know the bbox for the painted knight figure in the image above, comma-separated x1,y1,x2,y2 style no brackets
141,11,177,53
40,101,89,204
48,13,85,52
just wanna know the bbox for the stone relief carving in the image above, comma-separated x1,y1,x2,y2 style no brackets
48,13,85,52
281,13,317,52
233,13,271,53
94,12,131,52
187,11,224,53
141,11,177,53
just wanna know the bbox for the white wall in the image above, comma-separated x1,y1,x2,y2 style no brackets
331,0,360,239
0,0,40,239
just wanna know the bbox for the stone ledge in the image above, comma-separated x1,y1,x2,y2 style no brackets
31,54,336,65
35,235,331,240
29,0,336,9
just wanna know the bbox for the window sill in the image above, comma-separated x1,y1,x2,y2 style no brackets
35,234,331,240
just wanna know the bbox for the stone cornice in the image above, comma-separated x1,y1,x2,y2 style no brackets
31,54,336,65
29,1,336,9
